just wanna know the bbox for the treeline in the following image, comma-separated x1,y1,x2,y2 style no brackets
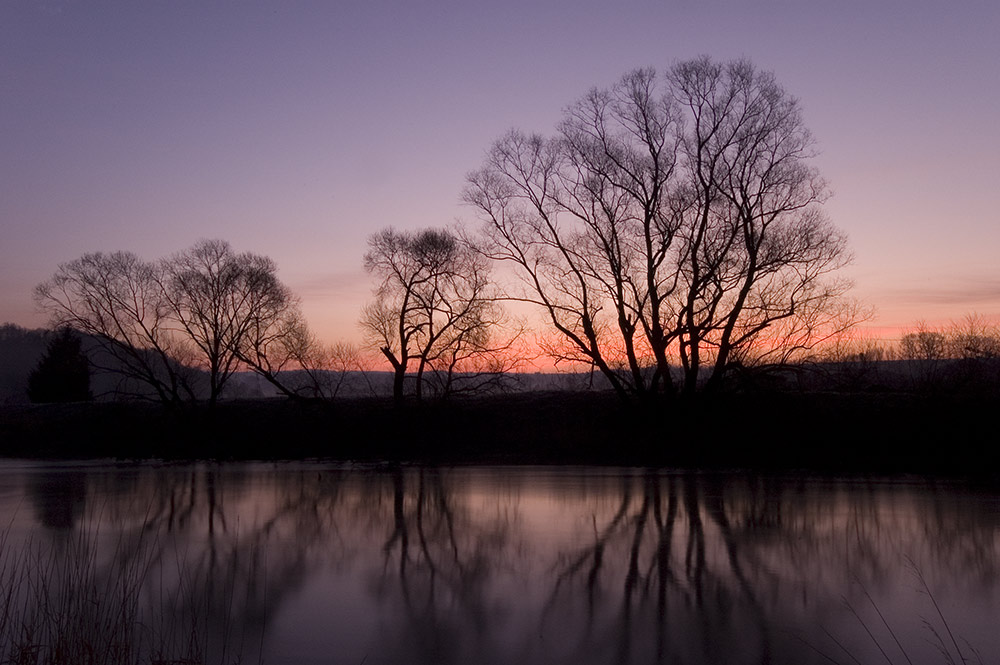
28,240,395,407
805,315,1000,395
17,57,1000,407
26,233,529,407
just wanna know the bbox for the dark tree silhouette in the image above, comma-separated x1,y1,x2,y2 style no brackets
35,251,196,404
465,57,859,398
900,326,947,361
162,239,305,406
35,241,311,406
27,327,92,403
361,228,506,404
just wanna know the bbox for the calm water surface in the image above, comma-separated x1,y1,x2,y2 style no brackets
1,461,998,664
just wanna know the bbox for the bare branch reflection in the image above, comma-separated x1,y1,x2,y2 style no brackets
8,465,999,665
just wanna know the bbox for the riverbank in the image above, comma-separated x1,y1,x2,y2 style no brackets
0,391,995,476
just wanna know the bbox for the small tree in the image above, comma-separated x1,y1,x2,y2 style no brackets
947,313,1000,360
27,328,92,403
36,240,310,406
34,251,195,404
900,323,948,391
900,328,947,361
162,239,304,406
362,228,502,404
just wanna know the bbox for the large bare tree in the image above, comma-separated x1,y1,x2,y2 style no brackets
464,57,857,398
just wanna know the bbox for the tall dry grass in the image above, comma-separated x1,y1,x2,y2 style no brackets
0,522,258,665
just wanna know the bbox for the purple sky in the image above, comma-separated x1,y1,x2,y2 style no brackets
3,0,999,344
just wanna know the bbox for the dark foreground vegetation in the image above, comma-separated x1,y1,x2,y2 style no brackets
1,389,996,477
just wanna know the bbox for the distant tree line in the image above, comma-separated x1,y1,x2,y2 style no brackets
814,314,1000,395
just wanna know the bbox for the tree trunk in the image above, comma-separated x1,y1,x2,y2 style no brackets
381,346,406,407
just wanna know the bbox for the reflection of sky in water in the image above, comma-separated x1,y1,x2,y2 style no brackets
1,462,997,664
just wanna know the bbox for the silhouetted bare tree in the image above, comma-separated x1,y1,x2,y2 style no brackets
465,58,857,398
35,251,197,404
947,313,1000,360
361,228,505,404
36,241,310,406
900,326,947,361
162,239,313,404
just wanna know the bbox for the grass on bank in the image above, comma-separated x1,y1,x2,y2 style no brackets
805,561,985,665
0,520,259,665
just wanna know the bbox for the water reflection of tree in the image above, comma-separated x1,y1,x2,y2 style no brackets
381,471,1000,665
47,465,358,662
920,484,1000,592
376,466,517,664
539,473,774,663
27,469,87,530
18,465,1000,665
536,472,1000,664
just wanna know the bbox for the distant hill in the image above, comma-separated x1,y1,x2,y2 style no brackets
0,324,128,403
0,324,48,404
217,368,601,400
0,323,199,404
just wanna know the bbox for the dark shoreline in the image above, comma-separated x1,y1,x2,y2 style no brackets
0,391,995,478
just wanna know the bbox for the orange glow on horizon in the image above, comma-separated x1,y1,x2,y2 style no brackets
338,314,1000,375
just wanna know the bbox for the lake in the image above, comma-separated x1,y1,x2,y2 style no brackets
0,461,997,664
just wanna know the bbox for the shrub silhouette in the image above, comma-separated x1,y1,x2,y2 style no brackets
27,327,91,403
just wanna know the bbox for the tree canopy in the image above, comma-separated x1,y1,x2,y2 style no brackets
465,57,859,398
35,240,310,405
362,227,510,403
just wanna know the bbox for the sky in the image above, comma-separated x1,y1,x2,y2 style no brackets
2,0,999,346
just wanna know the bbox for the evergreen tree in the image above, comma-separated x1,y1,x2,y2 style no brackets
27,328,91,403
